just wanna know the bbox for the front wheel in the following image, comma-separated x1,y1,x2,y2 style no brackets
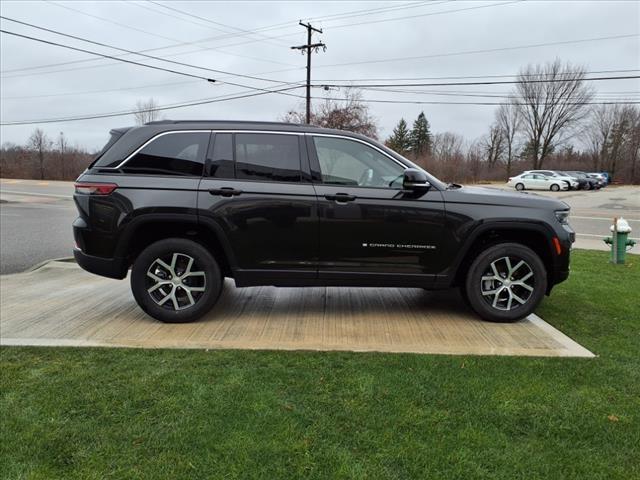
515,183,525,191
131,238,222,323
550,184,560,192
464,243,547,322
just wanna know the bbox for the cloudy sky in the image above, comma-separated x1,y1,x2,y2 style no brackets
1,0,639,150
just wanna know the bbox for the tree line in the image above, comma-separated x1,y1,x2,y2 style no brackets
1,129,95,181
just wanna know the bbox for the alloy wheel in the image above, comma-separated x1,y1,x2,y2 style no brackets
145,252,206,311
480,256,535,311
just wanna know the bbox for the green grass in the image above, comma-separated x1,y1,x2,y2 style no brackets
1,250,639,480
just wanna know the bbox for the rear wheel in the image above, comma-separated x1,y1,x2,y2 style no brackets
131,238,222,323
550,184,560,192
464,243,547,322
515,183,525,191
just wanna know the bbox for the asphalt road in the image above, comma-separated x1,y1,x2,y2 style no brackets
1,179,638,275
1,179,76,274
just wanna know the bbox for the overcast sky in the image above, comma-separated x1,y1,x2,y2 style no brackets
1,0,639,150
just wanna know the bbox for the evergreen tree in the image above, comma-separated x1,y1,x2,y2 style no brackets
386,118,412,154
410,112,432,156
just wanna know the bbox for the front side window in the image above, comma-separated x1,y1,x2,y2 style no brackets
313,136,405,189
235,133,301,182
122,132,209,176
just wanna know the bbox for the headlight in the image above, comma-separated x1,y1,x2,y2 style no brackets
555,209,570,224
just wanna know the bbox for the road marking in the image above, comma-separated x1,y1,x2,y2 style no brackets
576,232,639,241
0,190,72,199
37,181,50,186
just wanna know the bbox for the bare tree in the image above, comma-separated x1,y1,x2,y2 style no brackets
28,128,52,180
283,89,378,138
515,60,594,169
134,98,160,125
496,99,521,177
627,108,640,183
482,124,505,168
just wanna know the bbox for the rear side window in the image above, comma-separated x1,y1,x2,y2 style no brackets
122,132,209,176
90,128,130,168
235,133,301,182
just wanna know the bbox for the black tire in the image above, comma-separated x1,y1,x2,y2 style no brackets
550,184,560,192
515,183,525,191
463,243,547,323
130,238,222,323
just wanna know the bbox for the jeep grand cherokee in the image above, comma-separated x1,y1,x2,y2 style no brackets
73,121,574,323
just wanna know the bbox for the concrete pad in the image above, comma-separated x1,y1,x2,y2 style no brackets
0,260,594,357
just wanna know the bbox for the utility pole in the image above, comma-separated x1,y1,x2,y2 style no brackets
291,22,326,124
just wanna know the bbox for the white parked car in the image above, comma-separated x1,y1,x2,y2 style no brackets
507,173,569,191
523,170,579,190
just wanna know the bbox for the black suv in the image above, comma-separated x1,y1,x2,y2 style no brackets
73,121,574,323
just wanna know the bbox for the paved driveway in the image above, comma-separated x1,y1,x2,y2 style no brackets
0,260,593,357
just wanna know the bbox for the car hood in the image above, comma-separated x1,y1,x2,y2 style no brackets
441,185,569,210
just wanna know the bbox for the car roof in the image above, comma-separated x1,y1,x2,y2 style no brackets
139,120,360,137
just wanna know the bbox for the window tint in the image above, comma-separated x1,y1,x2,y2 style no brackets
208,133,234,178
313,136,405,188
235,133,300,182
122,132,208,176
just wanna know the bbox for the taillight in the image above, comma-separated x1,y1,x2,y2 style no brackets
74,182,118,195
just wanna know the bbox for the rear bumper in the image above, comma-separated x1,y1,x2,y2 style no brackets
73,248,127,279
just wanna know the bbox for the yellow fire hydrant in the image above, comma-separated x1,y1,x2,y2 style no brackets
604,217,636,264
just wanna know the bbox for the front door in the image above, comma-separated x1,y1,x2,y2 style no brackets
198,131,318,285
308,134,446,286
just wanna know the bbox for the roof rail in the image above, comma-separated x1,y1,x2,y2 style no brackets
144,119,301,127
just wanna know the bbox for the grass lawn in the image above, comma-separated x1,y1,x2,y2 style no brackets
1,250,639,479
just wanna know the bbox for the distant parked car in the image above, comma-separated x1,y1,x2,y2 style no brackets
564,171,601,190
588,173,607,188
524,170,579,190
508,173,569,191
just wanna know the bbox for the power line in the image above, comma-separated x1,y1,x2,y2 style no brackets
0,17,287,85
314,33,640,69
314,94,640,106
0,85,305,126
313,69,640,83
1,79,200,100
324,0,521,30
0,29,215,82
357,86,640,100
0,0,517,78
317,75,640,89
146,0,291,47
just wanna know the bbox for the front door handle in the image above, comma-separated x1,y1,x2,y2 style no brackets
209,187,242,197
325,193,356,203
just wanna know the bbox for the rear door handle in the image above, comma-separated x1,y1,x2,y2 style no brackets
325,193,356,203
209,187,242,197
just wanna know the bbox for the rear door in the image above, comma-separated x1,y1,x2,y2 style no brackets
197,131,318,285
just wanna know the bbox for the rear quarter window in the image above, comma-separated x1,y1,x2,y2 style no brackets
121,132,209,176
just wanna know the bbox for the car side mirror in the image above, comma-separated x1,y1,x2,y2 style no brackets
403,168,431,191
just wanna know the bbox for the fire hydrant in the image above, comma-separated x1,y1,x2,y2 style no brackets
604,217,636,264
